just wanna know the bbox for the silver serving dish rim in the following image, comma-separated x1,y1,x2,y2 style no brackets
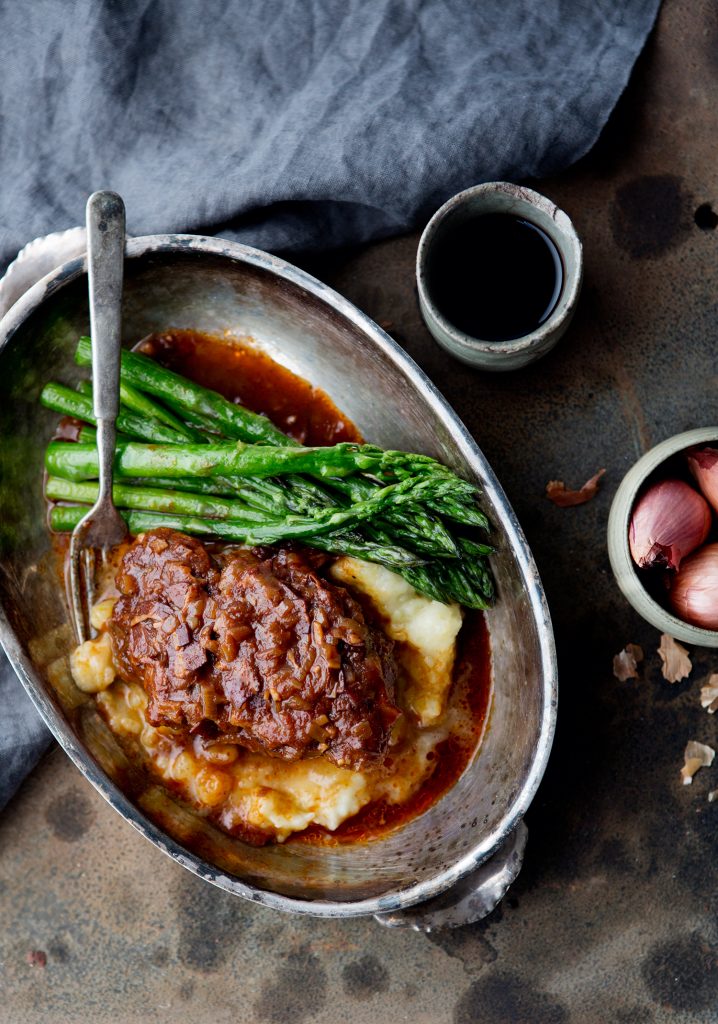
0,233,557,917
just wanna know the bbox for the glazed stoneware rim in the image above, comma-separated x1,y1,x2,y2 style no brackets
607,427,718,647
0,233,558,916
416,181,583,359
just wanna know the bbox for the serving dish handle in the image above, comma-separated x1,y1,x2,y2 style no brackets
373,820,527,930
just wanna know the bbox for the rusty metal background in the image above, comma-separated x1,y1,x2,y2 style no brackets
2,0,718,1019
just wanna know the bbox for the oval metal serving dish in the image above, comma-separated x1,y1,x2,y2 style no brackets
0,235,556,917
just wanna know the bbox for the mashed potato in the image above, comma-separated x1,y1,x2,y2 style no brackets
70,633,116,693
331,556,462,725
99,679,373,839
88,556,464,842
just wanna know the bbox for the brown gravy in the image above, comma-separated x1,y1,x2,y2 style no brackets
138,329,361,446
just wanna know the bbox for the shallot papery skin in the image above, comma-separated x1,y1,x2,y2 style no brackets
687,447,718,514
670,543,718,630
628,479,711,571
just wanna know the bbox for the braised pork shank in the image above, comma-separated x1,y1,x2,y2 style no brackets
109,529,400,770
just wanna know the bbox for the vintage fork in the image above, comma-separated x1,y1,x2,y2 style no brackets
68,191,129,644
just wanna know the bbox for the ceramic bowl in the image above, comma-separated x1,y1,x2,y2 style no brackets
607,427,718,647
416,182,583,371
0,235,557,917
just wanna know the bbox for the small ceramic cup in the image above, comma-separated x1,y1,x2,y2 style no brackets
416,182,583,371
607,427,718,647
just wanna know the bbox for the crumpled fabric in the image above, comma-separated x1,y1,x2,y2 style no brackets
0,0,660,809
0,0,661,268
0,669,51,811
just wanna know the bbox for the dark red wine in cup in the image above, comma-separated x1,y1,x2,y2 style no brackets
426,212,564,342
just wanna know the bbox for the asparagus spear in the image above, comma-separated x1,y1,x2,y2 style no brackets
40,382,184,445
395,531,495,609
135,474,305,513
76,336,289,446
45,439,440,483
49,504,424,572
45,476,274,525
127,474,270,500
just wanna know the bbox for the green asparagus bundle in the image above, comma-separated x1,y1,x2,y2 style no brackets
40,337,496,609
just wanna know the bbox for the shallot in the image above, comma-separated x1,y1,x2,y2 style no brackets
629,478,711,571
687,447,718,513
669,543,718,630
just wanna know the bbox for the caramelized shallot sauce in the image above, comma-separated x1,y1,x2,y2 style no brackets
55,330,492,844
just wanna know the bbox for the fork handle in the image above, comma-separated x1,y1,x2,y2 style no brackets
86,191,125,500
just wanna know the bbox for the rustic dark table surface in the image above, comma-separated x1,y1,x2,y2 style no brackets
2,1,718,1021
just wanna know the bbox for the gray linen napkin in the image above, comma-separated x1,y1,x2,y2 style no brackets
0,0,661,269
0,0,661,808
